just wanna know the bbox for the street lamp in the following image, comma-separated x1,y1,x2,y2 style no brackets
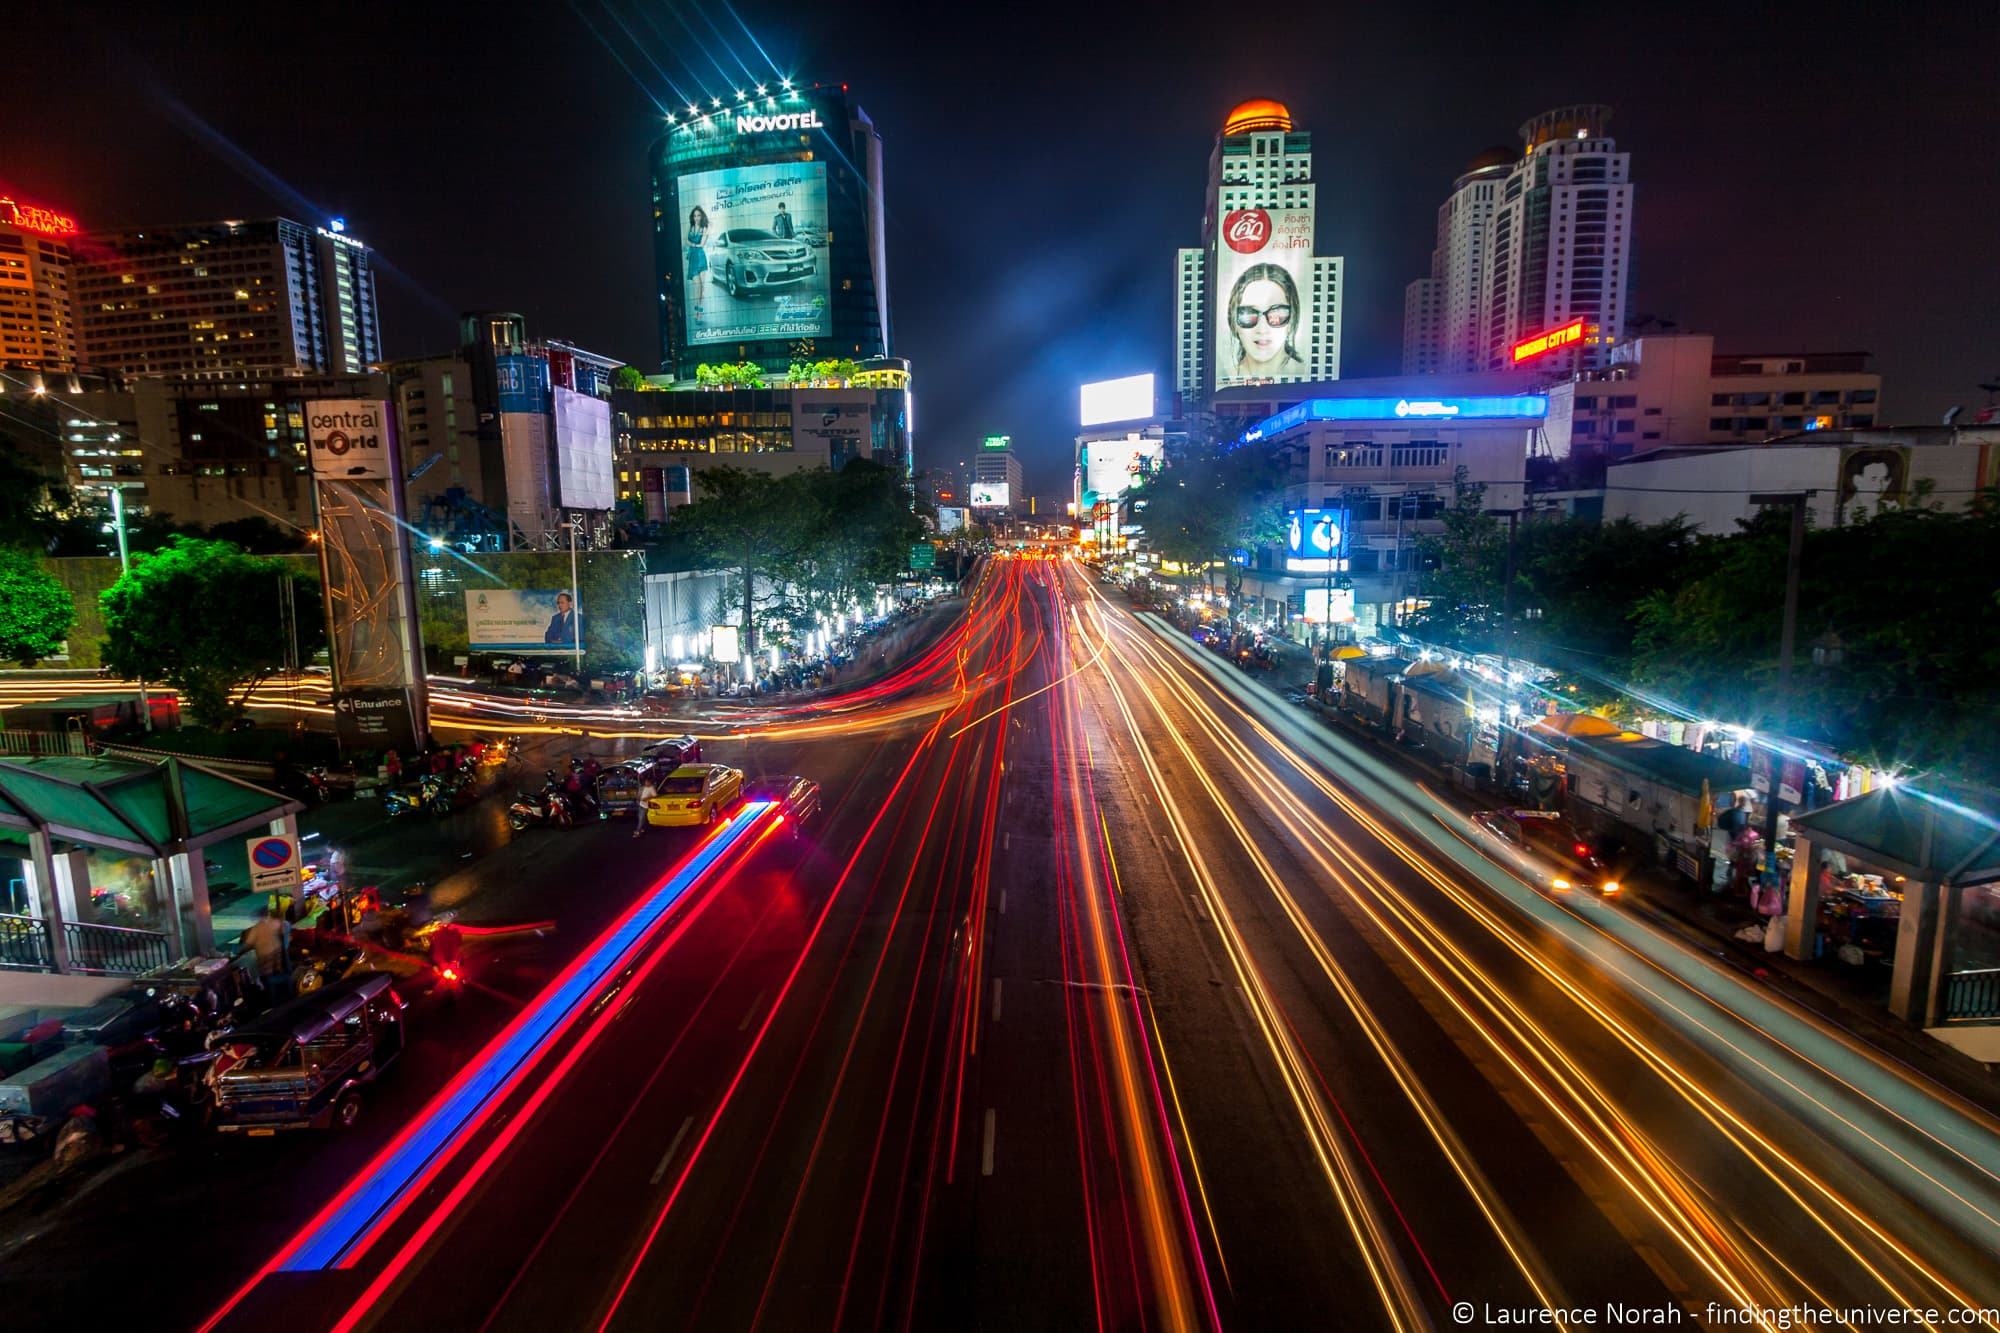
106,484,153,732
561,519,583,674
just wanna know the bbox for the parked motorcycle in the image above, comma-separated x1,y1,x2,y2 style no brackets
507,782,575,832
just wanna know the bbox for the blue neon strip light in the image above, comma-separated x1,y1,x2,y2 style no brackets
280,801,774,1271
1243,394,1548,442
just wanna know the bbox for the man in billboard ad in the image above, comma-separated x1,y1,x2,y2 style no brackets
1215,207,1313,386
680,161,830,345
465,589,585,652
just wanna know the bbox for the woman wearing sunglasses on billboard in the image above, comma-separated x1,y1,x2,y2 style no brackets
686,205,711,325
1226,262,1308,380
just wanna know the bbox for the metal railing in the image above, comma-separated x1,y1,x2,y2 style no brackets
0,913,53,971
62,920,175,976
0,913,174,976
0,730,89,758
1942,967,2000,1024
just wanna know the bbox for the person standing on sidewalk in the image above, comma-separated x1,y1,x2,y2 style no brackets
241,908,290,999
633,772,659,838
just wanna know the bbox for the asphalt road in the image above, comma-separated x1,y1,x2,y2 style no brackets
16,554,1999,1332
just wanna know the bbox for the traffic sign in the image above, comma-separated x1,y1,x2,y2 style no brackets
909,543,936,570
246,833,301,896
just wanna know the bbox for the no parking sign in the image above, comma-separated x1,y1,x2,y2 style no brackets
246,833,301,896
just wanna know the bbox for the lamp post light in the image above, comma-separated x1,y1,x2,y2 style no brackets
561,520,583,673
106,484,153,731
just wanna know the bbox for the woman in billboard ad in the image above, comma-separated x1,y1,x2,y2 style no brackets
1226,263,1308,381
1217,206,1313,384
686,205,711,326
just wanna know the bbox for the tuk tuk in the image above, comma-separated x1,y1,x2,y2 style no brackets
207,974,405,1132
595,758,658,820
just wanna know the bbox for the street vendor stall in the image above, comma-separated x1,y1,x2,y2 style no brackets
1785,780,2000,1035
1520,716,1752,881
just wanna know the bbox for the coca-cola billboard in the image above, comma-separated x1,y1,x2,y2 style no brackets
1214,205,1314,387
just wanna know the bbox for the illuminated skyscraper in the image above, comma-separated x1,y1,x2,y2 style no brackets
71,218,381,378
1476,105,1633,372
649,82,889,381
1174,99,1343,407
0,195,81,372
1402,148,1513,375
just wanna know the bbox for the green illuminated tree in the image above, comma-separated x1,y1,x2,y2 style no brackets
100,537,324,729
0,549,74,666
611,365,651,391
693,362,769,389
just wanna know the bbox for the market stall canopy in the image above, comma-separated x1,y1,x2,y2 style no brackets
1525,712,1624,740
0,755,302,858
1790,780,2000,887
1523,717,1751,796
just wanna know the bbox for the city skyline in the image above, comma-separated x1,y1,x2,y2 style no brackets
10,0,1996,493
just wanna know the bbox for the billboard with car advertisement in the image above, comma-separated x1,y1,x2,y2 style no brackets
1214,206,1313,387
679,161,830,347
465,588,585,652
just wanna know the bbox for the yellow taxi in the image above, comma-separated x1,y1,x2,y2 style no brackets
643,763,745,827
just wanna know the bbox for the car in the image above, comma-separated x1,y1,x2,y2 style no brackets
1470,808,1623,895
643,763,745,827
796,221,826,247
711,228,816,297
742,774,822,827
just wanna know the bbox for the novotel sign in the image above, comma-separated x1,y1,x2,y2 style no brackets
735,109,823,134
1242,395,1549,441
1511,317,1589,363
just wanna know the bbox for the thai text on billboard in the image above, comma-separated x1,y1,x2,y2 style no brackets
1215,207,1313,387
680,161,831,346
465,589,585,652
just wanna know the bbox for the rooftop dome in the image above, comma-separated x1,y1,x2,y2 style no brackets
1465,144,1516,173
1222,98,1293,135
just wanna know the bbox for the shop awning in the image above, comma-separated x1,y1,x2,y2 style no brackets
1790,780,2000,887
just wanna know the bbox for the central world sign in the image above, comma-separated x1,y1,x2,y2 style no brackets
736,109,823,134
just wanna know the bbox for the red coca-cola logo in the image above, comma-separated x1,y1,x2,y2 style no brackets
1223,209,1271,254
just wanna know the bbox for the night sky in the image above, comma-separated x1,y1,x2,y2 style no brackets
18,2,1996,495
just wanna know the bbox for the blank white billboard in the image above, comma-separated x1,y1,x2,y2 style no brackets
969,482,1010,509
552,386,615,511
1080,373,1154,427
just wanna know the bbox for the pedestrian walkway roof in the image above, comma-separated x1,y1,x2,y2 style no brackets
0,755,301,859
1791,780,2000,887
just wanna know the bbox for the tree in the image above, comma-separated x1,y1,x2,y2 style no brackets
778,460,925,623
0,445,60,549
206,516,307,554
784,357,864,387
0,549,74,665
693,361,769,389
1407,472,1508,647
100,537,325,729
611,365,651,391
669,467,808,653
1140,436,1285,600
1632,497,2000,779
